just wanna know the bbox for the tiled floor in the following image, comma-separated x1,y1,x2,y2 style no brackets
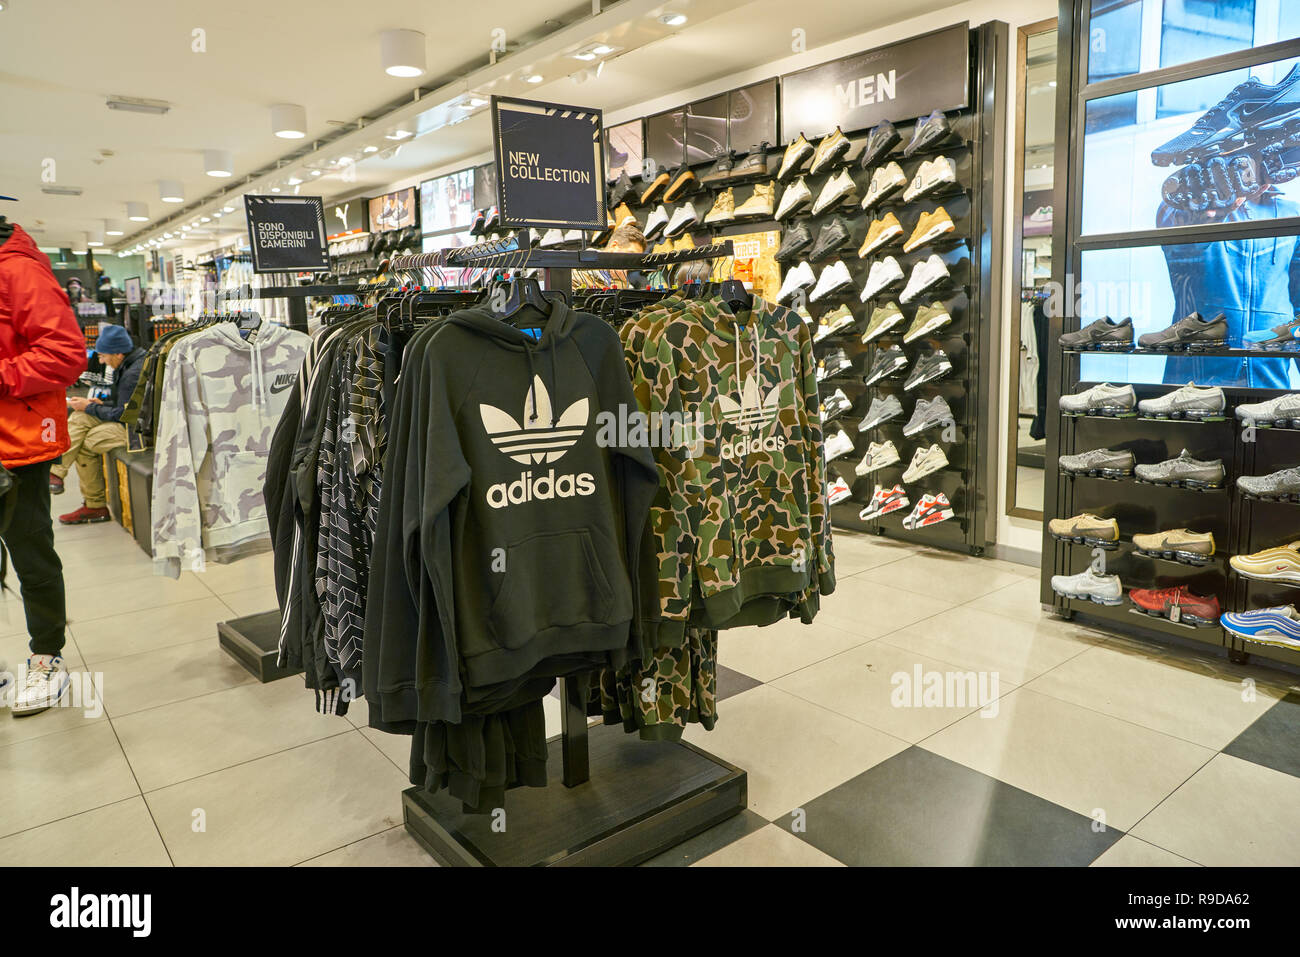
2,472,1298,866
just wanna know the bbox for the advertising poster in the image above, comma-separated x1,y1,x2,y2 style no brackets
368,187,418,232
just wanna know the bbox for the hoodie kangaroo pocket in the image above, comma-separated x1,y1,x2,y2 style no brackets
489,529,616,649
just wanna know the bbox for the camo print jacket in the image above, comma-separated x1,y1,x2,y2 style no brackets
151,321,311,578
621,294,835,644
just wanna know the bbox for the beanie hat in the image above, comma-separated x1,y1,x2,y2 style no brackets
94,324,133,355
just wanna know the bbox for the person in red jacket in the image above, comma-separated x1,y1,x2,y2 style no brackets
0,218,88,715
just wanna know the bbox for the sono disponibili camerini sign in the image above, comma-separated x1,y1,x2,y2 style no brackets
243,195,330,273
491,95,606,230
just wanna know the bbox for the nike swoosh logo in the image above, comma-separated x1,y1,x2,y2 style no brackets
269,379,294,395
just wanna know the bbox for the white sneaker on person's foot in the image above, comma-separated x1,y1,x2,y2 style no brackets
12,655,71,716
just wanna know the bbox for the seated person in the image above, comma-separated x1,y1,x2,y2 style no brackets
51,324,144,523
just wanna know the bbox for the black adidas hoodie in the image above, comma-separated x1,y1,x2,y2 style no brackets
370,300,658,725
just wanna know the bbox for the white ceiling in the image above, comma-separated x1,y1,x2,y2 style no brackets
1,0,984,254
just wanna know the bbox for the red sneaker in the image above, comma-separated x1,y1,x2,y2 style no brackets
49,475,64,494
59,505,111,525
1128,585,1220,625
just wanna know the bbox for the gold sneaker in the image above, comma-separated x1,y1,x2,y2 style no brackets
810,127,851,174
673,233,695,251
1133,528,1215,565
859,212,904,258
735,180,775,217
903,207,956,253
704,188,736,224
611,203,637,228
778,134,814,181
1048,513,1120,547
651,238,674,255
1229,542,1300,582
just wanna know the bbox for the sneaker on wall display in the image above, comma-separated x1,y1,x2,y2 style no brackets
1129,585,1220,625
779,133,815,181
1234,392,1300,427
815,304,857,341
818,348,854,381
777,261,816,302
903,302,954,342
812,169,858,214
903,207,956,253
1137,383,1226,420
1221,606,1300,649
810,126,852,174
1133,528,1216,564
1059,316,1134,351
731,144,772,179
809,216,855,260
704,188,736,224
1048,513,1121,547
824,429,855,462
640,169,671,204
902,443,948,483
1245,316,1300,350
1137,311,1229,351
861,256,905,300
644,204,671,239
903,350,953,390
775,177,813,220
1059,447,1136,478
662,165,699,203
827,476,853,505
860,301,905,342
855,439,901,475
860,119,902,169
861,162,907,210
700,150,736,185
903,157,957,203
809,260,854,301
900,254,950,303
1135,449,1225,488
539,228,565,248
859,212,904,257
822,386,854,422
863,345,908,386
735,181,776,217
903,395,955,436
1050,568,1123,605
1237,466,1300,501
903,492,955,529
905,109,954,156
1059,382,1137,416
859,483,909,520
775,222,814,263
859,394,904,430
664,202,699,237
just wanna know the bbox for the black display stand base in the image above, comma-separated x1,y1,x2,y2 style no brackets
217,611,300,682
401,723,747,866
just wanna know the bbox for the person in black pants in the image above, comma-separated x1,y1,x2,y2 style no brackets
0,216,88,715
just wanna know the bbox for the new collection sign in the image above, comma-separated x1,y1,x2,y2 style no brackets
491,96,606,229
780,22,970,141
244,195,329,273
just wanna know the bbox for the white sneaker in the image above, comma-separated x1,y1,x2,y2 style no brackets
902,156,957,203
562,229,584,243
827,477,852,505
809,261,853,302
824,429,855,462
902,492,956,530
777,261,816,303
644,204,671,238
539,228,565,248
1050,568,1123,605
900,254,950,303
860,256,904,301
812,170,857,215
901,443,949,483
664,203,699,238
775,177,813,221
822,386,853,420
12,654,71,716
861,162,906,210
855,440,900,475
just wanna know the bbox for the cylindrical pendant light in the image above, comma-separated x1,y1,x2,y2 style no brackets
73,234,88,254
381,29,426,77
87,226,105,247
159,180,184,203
271,103,307,139
203,149,233,177
104,219,124,236
126,201,149,222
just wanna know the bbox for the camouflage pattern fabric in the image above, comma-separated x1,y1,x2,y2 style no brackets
589,626,717,741
151,322,311,578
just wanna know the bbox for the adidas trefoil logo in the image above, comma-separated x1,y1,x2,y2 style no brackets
717,373,780,431
480,375,590,465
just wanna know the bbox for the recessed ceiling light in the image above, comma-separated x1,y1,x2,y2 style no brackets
310,170,322,176
591,44,613,55
362,145,379,153
163,232,173,239
525,74,543,84
572,51,596,61
287,175,303,185
222,205,235,213
203,148,233,177
213,211,223,217
386,129,412,140
381,28,426,78
270,186,281,192
271,103,307,139
659,13,687,26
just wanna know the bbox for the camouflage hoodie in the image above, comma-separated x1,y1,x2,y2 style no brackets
151,321,311,578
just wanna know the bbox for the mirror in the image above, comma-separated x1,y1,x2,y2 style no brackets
1006,19,1058,520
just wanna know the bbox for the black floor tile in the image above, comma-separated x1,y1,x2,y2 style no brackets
1223,691,1300,779
792,747,1124,866
716,664,763,701
640,809,768,866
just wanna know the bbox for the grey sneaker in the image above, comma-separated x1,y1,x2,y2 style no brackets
1059,317,1134,352
1059,382,1136,416
1138,383,1226,420
1050,569,1123,605
1059,447,1136,478
1236,393,1300,428
1135,449,1225,488
1238,467,1300,501
903,395,955,436
859,394,904,430
1137,311,1229,351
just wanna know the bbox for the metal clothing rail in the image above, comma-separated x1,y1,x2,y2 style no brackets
386,238,735,272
